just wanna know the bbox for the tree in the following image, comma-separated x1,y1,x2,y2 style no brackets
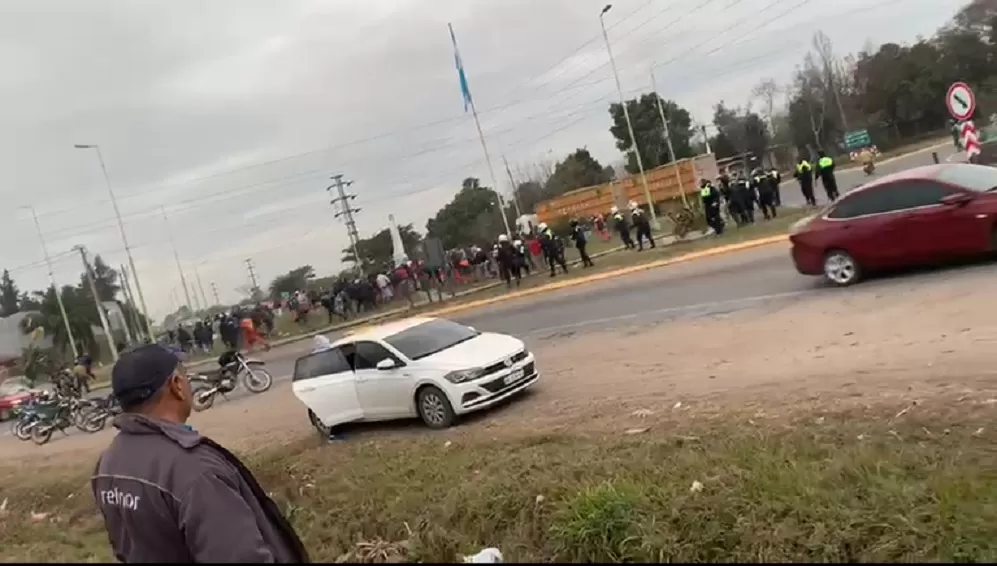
710,102,770,163
426,177,512,249
342,224,423,273
543,148,612,197
0,269,19,317
608,93,694,174
268,265,315,299
19,285,99,356
77,255,120,302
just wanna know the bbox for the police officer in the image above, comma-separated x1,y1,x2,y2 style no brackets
495,234,521,288
610,206,635,249
92,344,309,563
767,167,782,207
569,219,595,267
816,150,839,201
733,171,755,224
512,237,531,275
629,201,655,251
537,222,569,277
795,155,817,206
751,168,777,220
699,178,724,236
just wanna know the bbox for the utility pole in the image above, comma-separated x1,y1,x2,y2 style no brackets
327,175,363,272
600,4,659,230
192,264,210,308
501,155,524,219
119,264,143,343
75,246,118,362
22,205,78,358
210,282,221,306
650,68,689,207
700,124,713,155
161,207,194,311
245,258,261,298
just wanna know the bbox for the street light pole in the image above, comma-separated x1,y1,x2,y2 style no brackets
600,4,659,230
74,144,155,340
650,68,689,208
74,245,118,362
160,206,194,311
22,205,78,359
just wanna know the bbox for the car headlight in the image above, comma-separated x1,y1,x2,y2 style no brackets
444,368,485,384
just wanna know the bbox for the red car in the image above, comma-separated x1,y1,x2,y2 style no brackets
0,379,35,421
790,163,997,286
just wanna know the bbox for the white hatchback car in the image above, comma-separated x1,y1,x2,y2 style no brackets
292,316,539,431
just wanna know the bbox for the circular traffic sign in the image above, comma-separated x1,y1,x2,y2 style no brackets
947,82,976,121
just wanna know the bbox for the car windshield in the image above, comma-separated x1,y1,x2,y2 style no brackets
384,319,480,360
935,164,997,192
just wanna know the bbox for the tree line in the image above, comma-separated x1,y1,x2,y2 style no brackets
263,1,995,295
0,257,147,360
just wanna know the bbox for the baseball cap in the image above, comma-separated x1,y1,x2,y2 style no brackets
111,344,182,408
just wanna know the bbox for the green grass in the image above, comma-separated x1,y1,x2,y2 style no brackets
3,401,995,563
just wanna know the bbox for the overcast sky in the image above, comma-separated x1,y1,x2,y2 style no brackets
0,0,959,321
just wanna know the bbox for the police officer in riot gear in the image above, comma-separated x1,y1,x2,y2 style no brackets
767,167,782,207
537,222,569,277
733,171,755,224
628,201,655,251
495,234,521,288
569,219,595,267
610,206,635,249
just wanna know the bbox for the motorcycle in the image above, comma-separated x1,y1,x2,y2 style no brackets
862,161,875,176
75,394,121,433
189,351,273,412
30,397,80,445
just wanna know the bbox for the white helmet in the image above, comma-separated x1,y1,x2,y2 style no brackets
538,222,548,231
497,234,509,242
512,239,523,247
609,206,619,214
628,200,639,210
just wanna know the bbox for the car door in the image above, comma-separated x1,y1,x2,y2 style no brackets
825,187,904,267
351,340,415,419
889,182,982,258
291,346,364,426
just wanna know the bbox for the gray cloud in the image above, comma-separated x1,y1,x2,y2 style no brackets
0,0,959,319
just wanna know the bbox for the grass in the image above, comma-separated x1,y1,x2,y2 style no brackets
3,401,995,563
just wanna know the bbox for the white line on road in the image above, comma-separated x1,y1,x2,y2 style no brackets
526,290,812,336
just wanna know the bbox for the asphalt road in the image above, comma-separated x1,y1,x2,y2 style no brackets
779,142,959,208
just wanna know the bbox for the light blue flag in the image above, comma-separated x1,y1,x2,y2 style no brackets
448,23,473,113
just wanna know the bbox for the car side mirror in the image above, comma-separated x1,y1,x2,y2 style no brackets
376,358,396,371
941,193,972,206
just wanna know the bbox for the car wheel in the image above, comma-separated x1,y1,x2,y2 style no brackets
416,385,456,429
823,249,861,287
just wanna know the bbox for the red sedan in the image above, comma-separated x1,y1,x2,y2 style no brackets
790,163,997,286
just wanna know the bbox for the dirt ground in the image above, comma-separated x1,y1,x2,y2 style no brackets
4,261,997,468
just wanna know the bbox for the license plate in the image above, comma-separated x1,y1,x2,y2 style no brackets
503,369,525,385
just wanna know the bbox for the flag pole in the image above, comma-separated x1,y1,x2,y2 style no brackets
449,23,513,239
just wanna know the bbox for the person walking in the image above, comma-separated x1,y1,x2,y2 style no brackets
91,344,309,563
794,155,817,206
569,219,595,267
816,150,840,201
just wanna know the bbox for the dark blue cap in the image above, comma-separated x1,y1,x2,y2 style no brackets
111,344,181,408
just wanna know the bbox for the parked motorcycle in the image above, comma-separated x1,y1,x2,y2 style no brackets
75,394,121,433
190,351,273,412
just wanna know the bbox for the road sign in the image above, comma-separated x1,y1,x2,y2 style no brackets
843,129,871,150
947,82,976,121
960,120,981,157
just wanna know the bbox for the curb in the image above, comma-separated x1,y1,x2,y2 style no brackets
424,234,789,318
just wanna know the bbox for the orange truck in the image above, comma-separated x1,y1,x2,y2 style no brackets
534,154,718,225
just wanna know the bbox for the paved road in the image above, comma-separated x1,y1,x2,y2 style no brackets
780,143,959,208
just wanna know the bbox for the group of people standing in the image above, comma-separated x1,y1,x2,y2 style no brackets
698,166,783,235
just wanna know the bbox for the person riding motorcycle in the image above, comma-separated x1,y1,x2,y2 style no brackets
860,147,876,175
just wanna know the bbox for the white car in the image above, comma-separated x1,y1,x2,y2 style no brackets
292,317,538,431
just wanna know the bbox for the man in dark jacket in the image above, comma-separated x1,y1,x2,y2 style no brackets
537,223,568,277
91,344,309,563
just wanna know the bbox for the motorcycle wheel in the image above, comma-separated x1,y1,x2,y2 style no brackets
31,424,54,445
243,367,274,394
191,384,216,412
13,420,34,441
81,410,108,433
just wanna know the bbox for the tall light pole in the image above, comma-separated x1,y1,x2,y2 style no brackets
74,144,155,340
160,206,194,311
650,68,689,208
74,245,118,362
21,205,78,359
600,4,659,230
